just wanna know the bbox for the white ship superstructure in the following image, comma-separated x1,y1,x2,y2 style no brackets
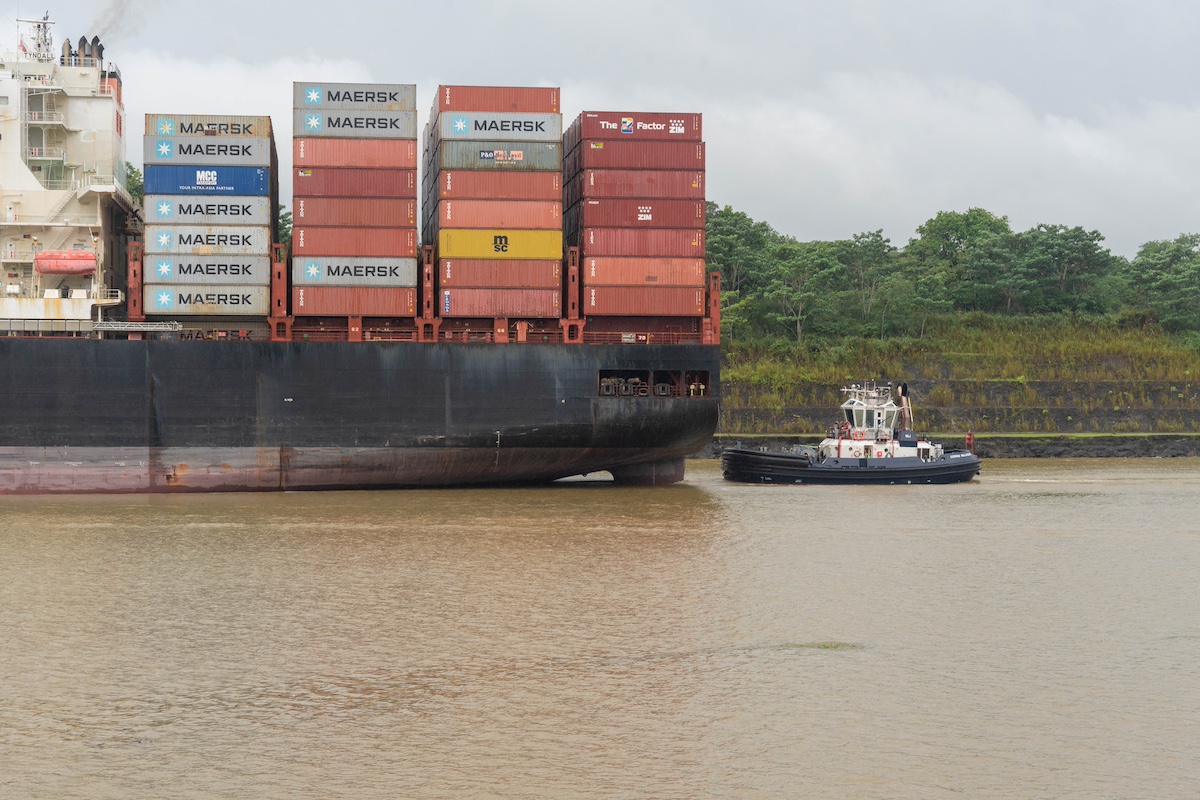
0,14,137,334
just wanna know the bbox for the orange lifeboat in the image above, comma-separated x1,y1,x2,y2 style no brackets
34,251,97,275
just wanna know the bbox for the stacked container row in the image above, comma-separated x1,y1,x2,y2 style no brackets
291,82,419,317
422,85,564,319
142,114,279,318
563,111,707,317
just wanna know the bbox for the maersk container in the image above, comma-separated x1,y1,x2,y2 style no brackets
564,111,702,151
438,259,562,289
430,140,562,172
292,286,417,317
583,286,705,317
293,82,416,111
144,165,271,196
564,140,706,173
143,136,272,167
293,138,417,169
293,109,417,139
432,170,562,200
435,85,560,114
144,284,270,316
144,195,271,226
437,229,562,260
145,114,272,139
291,257,419,287
293,167,417,198
565,199,706,230
295,197,416,227
293,227,417,258
578,228,705,258
147,255,272,285
430,112,562,145
144,225,273,256
441,288,561,318
437,200,561,230
564,170,704,206
582,257,707,287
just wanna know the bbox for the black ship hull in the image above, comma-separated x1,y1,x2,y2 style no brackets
0,340,719,494
721,448,981,485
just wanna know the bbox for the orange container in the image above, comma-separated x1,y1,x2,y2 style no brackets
582,257,706,287
293,167,417,198
583,286,705,316
435,85,560,114
576,228,705,258
432,170,561,200
295,198,415,227
293,227,417,258
437,200,561,229
440,288,561,318
292,286,417,317
438,259,561,288
293,137,417,169
564,169,704,206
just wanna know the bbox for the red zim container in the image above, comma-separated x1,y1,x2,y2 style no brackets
292,286,417,317
583,286,706,317
433,170,562,200
564,140,705,174
578,228,705,258
567,199,705,230
293,138,417,169
435,85,560,114
441,288,561,318
293,168,417,198
295,198,415,227
582,257,706,287
438,259,561,289
437,200,561,229
565,170,704,206
565,111,702,151
293,227,417,258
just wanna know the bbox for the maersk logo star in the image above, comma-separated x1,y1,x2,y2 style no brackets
306,114,323,131
157,260,173,277
157,231,172,248
451,116,469,134
156,201,173,218
305,262,321,279
306,87,322,104
158,120,174,136
156,291,173,308
156,140,172,158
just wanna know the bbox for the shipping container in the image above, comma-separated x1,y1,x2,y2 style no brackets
294,197,415,227
437,229,562,260
435,85,560,114
293,82,416,111
144,164,272,196
292,257,419,287
428,140,562,172
147,255,272,285
438,259,561,288
144,195,271,226
429,112,562,145
144,225,272,256
145,114,272,139
431,170,562,200
564,139,705,173
292,286,417,317
564,111,702,151
564,170,704,205
144,136,272,167
437,200,561,230
565,198,705,230
441,288,561,318
145,284,270,316
583,286,706,316
293,167,417,198
293,109,417,139
293,227,418,258
577,228,705,258
293,137,417,168
582,257,707,287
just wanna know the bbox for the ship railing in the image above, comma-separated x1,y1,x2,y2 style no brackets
582,331,703,345
25,111,65,123
25,146,65,160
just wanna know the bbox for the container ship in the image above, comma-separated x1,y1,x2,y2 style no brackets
0,19,720,494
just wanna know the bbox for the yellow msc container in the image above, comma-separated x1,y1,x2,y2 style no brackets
437,229,563,260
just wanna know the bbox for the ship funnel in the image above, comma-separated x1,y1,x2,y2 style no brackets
92,36,103,62
78,36,89,59
61,39,72,63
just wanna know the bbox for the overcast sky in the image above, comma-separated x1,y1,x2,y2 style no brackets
6,0,1200,256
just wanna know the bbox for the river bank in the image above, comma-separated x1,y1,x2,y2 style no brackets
694,433,1200,458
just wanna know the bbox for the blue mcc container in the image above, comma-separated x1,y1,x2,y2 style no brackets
144,165,271,196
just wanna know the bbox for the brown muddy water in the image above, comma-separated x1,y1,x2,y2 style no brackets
1,459,1198,799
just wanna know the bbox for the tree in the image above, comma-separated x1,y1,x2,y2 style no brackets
840,230,898,329
277,204,292,251
762,239,842,340
1021,224,1116,313
124,161,143,206
906,208,1011,310
1129,234,1200,332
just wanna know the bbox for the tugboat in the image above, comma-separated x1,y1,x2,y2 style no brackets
721,382,981,485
